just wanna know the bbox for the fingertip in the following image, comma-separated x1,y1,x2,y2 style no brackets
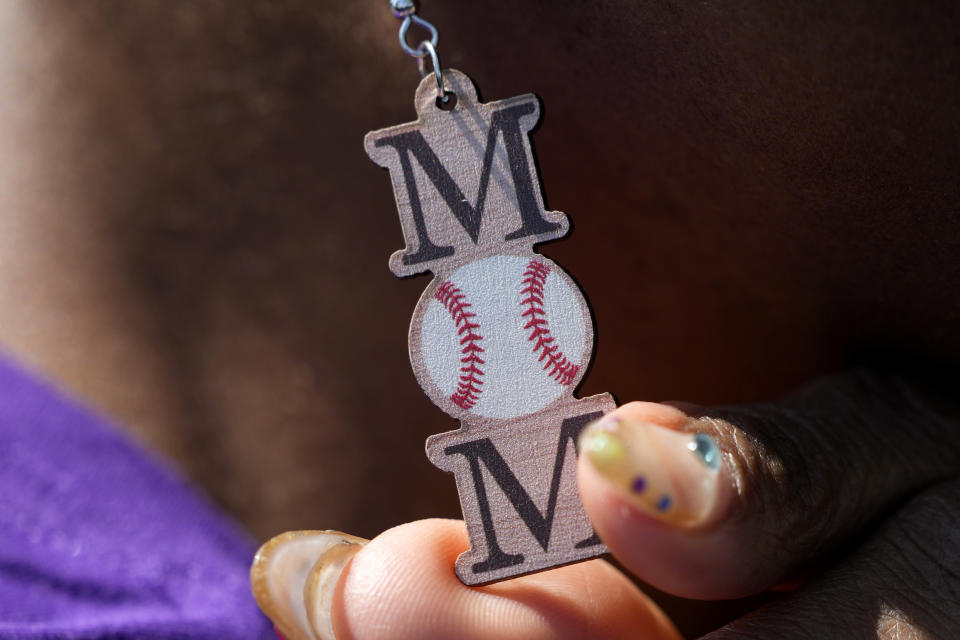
614,401,691,428
578,444,744,599
577,402,759,598
331,519,469,640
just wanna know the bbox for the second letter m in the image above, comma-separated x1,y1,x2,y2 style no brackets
443,411,603,575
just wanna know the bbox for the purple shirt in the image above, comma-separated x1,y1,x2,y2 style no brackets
0,355,272,639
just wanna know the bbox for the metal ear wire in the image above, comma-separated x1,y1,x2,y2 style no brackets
390,0,448,103
416,40,448,103
398,14,439,58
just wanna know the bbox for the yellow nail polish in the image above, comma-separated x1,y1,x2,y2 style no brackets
583,429,627,470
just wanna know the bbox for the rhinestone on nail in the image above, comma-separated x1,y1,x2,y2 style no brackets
689,433,720,471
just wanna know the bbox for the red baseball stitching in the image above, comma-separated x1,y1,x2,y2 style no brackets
435,280,485,410
521,259,580,386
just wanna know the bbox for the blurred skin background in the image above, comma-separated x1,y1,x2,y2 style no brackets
0,1,956,635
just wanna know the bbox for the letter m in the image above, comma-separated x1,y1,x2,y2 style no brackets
443,412,603,575
374,102,561,267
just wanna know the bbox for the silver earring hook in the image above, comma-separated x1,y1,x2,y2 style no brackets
398,14,439,58
389,0,450,104
416,40,447,102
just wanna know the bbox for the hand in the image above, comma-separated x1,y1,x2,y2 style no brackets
251,368,960,639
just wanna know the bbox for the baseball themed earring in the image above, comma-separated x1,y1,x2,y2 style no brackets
366,1,616,585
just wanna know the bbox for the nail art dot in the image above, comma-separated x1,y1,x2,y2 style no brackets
656,495,672,512
688,433,720,471
631,476,647,493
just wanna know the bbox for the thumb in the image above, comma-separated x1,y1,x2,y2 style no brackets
576,368,960,599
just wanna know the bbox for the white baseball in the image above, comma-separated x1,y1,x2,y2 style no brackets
411,254,592,420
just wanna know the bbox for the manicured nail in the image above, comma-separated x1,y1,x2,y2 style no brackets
304,541,364,640
251,530,368,640
580,415,724,526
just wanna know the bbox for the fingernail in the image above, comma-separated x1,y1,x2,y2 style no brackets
304,540,364,640
580,415,725,526
251,530,367,640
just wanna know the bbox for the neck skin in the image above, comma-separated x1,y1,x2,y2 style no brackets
0,3,187,456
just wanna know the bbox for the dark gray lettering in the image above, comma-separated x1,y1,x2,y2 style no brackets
444,411,604,575
374,103,561,266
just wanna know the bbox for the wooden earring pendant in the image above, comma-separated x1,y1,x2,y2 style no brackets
367,6,615,586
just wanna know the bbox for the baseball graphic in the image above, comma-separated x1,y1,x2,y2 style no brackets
410,254,593,421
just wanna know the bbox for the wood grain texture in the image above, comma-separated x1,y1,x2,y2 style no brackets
427,394,615,585
365,70,614,583
364,70,569,278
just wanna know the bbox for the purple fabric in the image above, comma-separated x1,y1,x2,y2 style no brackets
0,356,273,639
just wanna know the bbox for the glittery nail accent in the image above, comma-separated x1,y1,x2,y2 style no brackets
688,433,720,471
